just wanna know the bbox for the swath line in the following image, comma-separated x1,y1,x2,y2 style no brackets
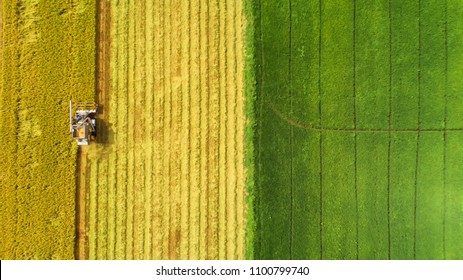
113,2,121,259
232,0,239,259
197,0,203,259
124,0,130,259
353,0,359,260
443,0,448,260
217,0,225,259
213,0,223,257
130,0,137,259
235,0,246,258
143,0,153,259
175,0,185,259
186,0,192,259
90,160,99,259
387,0,393,260
288,0,294,260
205,0,211,258
133,0,145,259
160,0,167,259
168,0,174,260
268,101,463,133
223,0,230,259
414,0,423,260
140,0,147,259
175,0,183,259
227,1,238,259
103,157,109,259
153,0,163,260
256,0,266,259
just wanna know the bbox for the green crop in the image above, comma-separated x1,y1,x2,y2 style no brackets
249,0,463,260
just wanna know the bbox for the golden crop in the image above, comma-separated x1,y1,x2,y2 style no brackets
0,0,95,259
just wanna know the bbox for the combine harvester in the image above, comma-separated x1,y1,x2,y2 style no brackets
70,100,98,146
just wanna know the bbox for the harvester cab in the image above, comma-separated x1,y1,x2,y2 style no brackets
70,100,98,146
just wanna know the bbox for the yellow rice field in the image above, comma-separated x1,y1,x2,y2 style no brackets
0,0,95,259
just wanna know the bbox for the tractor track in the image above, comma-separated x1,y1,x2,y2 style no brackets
76,0,111,260
269,100,463,133
75,146,89,259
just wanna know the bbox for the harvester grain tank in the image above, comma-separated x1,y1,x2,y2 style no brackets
70,100,98,145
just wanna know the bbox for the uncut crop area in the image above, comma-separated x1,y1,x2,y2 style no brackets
79,0,246,259
0,0,95,259
253,0,463,259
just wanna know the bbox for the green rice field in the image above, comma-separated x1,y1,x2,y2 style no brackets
249,0,463,259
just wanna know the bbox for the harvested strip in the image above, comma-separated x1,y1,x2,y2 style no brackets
85,0,246,260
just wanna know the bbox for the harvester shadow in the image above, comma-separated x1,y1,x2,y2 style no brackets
88,117,114,161
96,110,114,145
